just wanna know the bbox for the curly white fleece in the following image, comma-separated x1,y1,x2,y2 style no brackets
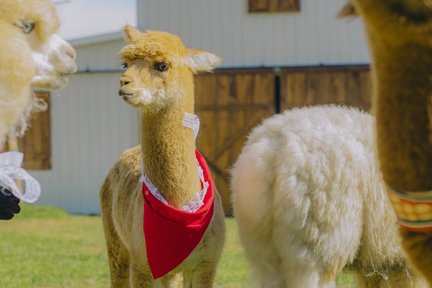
231,105,423,288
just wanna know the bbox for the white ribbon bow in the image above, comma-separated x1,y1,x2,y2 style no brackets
0,152,41,203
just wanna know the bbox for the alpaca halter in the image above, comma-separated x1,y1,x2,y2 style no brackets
0,152,41,203
387,186,432,232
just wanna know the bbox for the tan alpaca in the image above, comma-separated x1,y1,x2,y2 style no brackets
340,1,432,285
0,0,77,148
100,26,225,287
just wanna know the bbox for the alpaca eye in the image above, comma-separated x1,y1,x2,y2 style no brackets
16,21,35,34
122,63,128,69
154,62,169,72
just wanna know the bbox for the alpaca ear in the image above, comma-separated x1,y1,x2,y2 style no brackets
183,49,222,73
337,2,357,18
123,25,141,43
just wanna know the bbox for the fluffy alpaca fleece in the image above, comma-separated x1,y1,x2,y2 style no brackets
231,106,427,288
100,26,225,287
0,0,76,148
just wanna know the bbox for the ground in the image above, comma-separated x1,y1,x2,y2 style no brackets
0,205,355,287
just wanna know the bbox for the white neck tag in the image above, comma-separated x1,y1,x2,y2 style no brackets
182,113,200,139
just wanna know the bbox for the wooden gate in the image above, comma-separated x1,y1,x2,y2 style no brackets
280,66,372,111
195,69,276,215
195,66,372,215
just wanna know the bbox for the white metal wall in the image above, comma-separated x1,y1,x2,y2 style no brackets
30,72,139,214
138,0,370,67
70,35,125,71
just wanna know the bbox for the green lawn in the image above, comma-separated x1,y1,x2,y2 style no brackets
0,205,355,287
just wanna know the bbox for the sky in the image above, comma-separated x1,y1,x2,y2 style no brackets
55,0,137,40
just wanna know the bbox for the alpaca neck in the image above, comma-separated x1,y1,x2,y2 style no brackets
369,35,432,191
140,100,201,209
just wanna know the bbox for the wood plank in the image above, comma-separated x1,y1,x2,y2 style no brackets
18,92,51,170
281,72,306,109
195,69,275,215
281,66,371,111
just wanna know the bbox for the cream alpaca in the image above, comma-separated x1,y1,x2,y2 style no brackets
231,106,426,288
100,26,225,287
0,0,77,148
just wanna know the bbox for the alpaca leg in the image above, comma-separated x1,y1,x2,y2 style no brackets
106,241,130,288
100,185,131,287
102,224,130,288
129,259,154,288
354,264,428,288
279,261,326,288
401,231,432,286
189,262,218,288
244,247,284,288
276,238,338,288
160,273,181,288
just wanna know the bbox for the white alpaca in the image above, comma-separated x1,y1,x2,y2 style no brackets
0,0,76,204
0,0,77,148
231,106,426,288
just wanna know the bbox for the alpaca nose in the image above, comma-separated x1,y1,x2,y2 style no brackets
120,78,131,86
65,45,76,61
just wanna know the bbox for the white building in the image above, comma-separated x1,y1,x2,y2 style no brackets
31,0,370,214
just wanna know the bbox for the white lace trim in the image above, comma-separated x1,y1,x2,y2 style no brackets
0,152,41,203
140,161,209,213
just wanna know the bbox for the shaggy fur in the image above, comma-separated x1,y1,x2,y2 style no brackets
341,1,432,284
100,26,225,287
231,106,426,288
0,0,76,148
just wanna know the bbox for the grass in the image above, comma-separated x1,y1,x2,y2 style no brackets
0,205,355,287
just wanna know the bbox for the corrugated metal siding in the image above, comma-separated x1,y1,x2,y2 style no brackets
138,0,369,67
73,39,125,71
30,73,139,214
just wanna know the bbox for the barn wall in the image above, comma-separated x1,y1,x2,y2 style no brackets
70,35,125,71
138,0,370,67
30,73,139,214
24,1,374,215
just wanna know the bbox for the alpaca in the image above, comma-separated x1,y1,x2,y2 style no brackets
0,0,77,148
100,26,225,287
0,0,76,217
231,105,427,288
340,1,432,284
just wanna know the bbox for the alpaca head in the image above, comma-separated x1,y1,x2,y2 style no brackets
0,0,77,91
118,25,221,112
341,0,432,44
0,0,77,147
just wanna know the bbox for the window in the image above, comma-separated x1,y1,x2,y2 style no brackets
248,0,300,13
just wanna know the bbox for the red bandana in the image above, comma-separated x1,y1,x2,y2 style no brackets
142,150,215,279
